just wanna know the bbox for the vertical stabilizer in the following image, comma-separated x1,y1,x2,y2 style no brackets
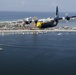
56,6,59,18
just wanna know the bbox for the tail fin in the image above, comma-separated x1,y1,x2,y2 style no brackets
56,6,59,18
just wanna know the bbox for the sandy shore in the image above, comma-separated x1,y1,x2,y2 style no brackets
0,29,76,32
0,29,76,34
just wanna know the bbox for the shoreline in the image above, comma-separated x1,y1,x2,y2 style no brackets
0,20,76,34
0,29,76,33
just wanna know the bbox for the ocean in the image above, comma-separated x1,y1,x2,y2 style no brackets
0,12,76,75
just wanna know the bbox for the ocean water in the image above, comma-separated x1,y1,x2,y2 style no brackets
0,11,54,21
0,12,76,75
0,32,76,75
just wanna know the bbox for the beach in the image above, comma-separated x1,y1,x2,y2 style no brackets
0,29,76,35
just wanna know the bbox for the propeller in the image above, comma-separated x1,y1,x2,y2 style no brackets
65,13,70,23
62,13,70,21
62,13,76,21
65,16,70,21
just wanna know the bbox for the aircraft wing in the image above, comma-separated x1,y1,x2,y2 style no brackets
58,16,76,21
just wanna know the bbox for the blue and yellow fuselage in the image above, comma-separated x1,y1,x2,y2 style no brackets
36,21,58,28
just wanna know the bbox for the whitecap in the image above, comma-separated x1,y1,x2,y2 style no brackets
57,33,62,35
66,33,69,35
0,48,3,51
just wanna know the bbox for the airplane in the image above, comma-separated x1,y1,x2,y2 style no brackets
24,6,76,28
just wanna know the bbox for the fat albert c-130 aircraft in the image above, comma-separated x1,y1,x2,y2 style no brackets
25,6,76,28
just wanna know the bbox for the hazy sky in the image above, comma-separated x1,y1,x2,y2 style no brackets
0,0,76,12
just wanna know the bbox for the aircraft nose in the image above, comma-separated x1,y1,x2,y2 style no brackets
36,22,42,28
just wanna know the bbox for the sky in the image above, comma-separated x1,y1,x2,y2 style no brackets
0,0,76,12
